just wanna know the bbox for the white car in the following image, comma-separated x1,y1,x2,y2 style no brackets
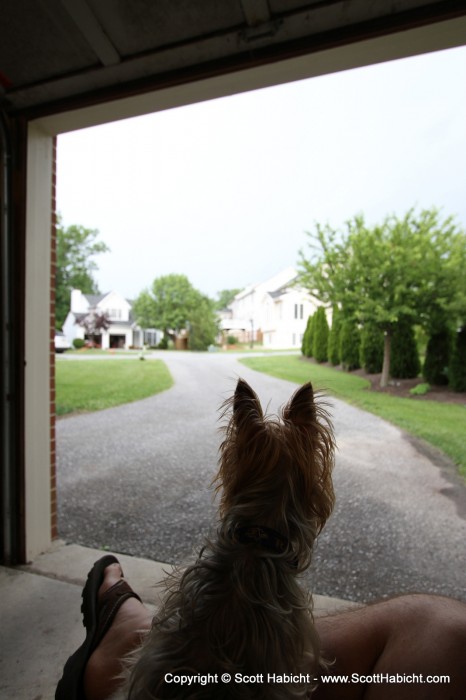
54,331,71,353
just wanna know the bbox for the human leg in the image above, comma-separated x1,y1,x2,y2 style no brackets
314,594,466,700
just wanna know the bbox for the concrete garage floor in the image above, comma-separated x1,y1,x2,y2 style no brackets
0,540,355,700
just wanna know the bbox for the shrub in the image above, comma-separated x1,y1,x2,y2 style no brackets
226,335,237,345
312,307,329,363
302,314,315,357
327,305,341,366
72,338,85,349
340,320,361,370
423,328,451,385
360,323,384,373
390,319,421,379
449,326,466,392
157,336,169,350
409,383,431,396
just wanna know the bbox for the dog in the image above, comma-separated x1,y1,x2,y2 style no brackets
127,378,335,699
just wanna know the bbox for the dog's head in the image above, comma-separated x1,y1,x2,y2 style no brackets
216,379,335,568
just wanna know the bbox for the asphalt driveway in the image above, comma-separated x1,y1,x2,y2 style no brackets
56,351,466,603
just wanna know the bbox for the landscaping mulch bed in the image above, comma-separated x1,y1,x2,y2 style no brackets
351,367,466,405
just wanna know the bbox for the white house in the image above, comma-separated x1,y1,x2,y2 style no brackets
221,267,319,349
62,289,162,350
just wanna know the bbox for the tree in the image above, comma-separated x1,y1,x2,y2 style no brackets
360,323,384,374
312,307,329,363
339,319,361,371
327,305,341,366
423,327,451,385
449,326,466,392
133,274,218,350
215,289,242,310
188,296,220,350
301,314,314,357
299,209,466,387
55,215,110,328
390,318,421,379
77,311,111,346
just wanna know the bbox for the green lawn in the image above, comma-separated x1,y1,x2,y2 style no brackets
240,355,466,479
56,359,173,416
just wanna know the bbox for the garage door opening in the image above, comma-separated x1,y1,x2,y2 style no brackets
53,44,466,570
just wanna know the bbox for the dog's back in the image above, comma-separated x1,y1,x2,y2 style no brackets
127,379,335,699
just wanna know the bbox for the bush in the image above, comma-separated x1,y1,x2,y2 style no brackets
409,383,431,396
390,319,421,379
327,305,341,365
72,338,85,349
449,326,466,392
226,335,237,345
340,320,361,370
360,323,384,373
157,336,169,350
302,314,314,357
312,307,329,363
423,328,451,385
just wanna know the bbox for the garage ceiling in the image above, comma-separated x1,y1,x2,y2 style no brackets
1,0,465,117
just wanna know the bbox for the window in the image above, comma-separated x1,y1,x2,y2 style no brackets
294,303,298,319
106,308,122,320
300,304,304,319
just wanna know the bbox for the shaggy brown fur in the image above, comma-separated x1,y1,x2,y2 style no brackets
127,379,335,699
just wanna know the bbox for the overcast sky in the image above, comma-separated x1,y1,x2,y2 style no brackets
56,44,466,302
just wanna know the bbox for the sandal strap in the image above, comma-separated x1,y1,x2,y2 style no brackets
95,579,142,647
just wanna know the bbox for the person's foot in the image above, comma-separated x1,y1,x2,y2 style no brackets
83,562,152,700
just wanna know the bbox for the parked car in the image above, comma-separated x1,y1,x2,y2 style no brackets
54,331,71,353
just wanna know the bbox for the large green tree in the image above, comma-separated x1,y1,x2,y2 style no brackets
55,215,110,327
298,208,466,387
134,274,218,350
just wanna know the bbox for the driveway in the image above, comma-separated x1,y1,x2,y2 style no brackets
57,351,466,603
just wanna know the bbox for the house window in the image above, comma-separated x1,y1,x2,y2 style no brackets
106,308,122,320
300,304,304,319
294,304,298,319
292,333,296,346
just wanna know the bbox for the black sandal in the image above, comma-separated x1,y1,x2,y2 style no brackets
55,555,142,700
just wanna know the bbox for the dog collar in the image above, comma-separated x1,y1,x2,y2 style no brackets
230,525,298,568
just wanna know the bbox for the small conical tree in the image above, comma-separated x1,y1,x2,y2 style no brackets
327,305,341,366
360,323,384,374
449,326,466,392
302,313,315,357
312,307,329,363
423,327,451,385
340,319,361,371
390,318,421,379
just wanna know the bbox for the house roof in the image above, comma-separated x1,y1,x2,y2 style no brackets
83,293,107,306
233,266,298,301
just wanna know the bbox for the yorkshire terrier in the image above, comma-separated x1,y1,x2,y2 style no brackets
127,378,335,699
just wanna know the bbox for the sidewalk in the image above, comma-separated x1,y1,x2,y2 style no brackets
0,541,356,700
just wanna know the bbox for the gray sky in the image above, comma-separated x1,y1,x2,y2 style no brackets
56,45,466,302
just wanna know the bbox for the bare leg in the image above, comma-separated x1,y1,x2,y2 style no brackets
314,594,466,700
83,563,152,700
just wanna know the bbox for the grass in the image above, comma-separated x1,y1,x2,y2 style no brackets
240,354,466,479
56,359,173,416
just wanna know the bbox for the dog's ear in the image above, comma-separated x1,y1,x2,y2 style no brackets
233,378,263,428
283,382,316,428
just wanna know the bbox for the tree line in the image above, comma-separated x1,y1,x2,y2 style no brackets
299,208,466,391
